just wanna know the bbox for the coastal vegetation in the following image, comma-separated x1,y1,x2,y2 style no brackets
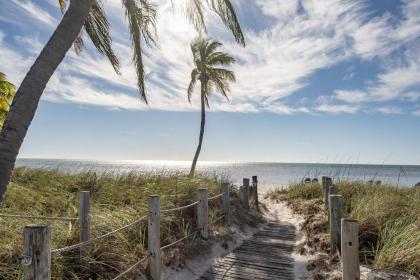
188,38,236,177
0,167,261,279
0,72,15,131
265,181,420,277
0,0,245,202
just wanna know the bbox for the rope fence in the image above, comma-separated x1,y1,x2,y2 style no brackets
18,177,260,279
160,230,199,251
208,193,223,201
51,214,148,254
161,201,198,213
111,254,150,280
321,176,361,279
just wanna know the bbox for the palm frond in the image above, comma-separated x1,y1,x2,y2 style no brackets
73,32,84,55
58,0,66,13
84,1,120,73
191,37,206,67
188,37,235,107
184,0,245,46
0,99,10,112
205,40,222,57
208,0,245,46
186,0,207,32
0,72,16,98
203,87,210,108
211,76,230,101
56,0,120,73
0,71,15,129
208,68,235,82
122,0,158,103
207,51,235,65
188,68,199,102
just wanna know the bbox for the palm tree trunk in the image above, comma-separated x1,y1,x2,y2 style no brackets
0,0,94,201
189,81,206,177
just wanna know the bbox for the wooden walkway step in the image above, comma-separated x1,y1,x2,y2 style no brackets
199,222,296,280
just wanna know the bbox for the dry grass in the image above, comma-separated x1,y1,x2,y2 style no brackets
265,181,420,277
0,167,259,279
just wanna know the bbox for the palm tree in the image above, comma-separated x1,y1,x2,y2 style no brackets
0,0,245,201
188,37,236,177
0,72,16,130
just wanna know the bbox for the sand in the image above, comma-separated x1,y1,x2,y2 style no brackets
162,194,311,280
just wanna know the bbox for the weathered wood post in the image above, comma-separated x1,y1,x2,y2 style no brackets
197,188,209,239
327,185,338,224
329,185,338,196
324,177,333,210
23,224,51,280
329,194,344,254
148,195,161,280
341,219,360,280
79,191,91,267
252,176,259,210
222,182,231,225
242,178,250,210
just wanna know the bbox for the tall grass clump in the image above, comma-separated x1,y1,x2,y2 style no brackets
0,167,242,279
266,180,420,277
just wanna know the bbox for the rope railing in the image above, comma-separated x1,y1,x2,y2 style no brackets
20,180,249,279
208,193,223,201
51,214,148,254
111,254,150,280
161,201,199,213
0,213,78,221
160,230,199,251
111,230,200,280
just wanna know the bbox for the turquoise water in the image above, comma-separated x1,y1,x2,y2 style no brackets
15,158,420,190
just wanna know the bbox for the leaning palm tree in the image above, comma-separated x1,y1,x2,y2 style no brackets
0,72,16,130
0,0,245,201
188,37,236,176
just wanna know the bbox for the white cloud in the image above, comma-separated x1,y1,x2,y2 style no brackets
265,103,311,115
7,0,57,28
334,47,420,104
315,104,359,114
0,32,35,84
334,90,367,103
1,0,420,115
375,106,403,114
402,91,420,102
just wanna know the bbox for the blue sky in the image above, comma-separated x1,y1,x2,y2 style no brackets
0,0,420,164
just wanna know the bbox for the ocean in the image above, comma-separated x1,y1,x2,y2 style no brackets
15,158,420,191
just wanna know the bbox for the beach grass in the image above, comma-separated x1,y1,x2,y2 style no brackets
0,167,257,279
265,181,420,277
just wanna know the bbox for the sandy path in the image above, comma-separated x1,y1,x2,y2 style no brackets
162,195,311,280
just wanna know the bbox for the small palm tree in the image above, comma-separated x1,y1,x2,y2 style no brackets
0,0,245,200
188,37,236,176
0,72,16,130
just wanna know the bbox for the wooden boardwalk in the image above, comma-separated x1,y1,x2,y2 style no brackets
199,222,296,280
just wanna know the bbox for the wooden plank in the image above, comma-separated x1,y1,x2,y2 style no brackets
79,191,90,269
148,195,160,280
341,219,360,280
23,224,51,280
199,220,296,280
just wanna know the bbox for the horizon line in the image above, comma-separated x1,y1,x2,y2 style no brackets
16,157,420,167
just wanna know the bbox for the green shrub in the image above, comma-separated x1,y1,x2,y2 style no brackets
0,167,234,279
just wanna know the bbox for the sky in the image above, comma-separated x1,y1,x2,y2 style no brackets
0,0,420,165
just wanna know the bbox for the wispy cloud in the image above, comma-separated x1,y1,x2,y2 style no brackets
0,0,419,116
315,104,359,114
375,106,403,114
6,0,57,28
